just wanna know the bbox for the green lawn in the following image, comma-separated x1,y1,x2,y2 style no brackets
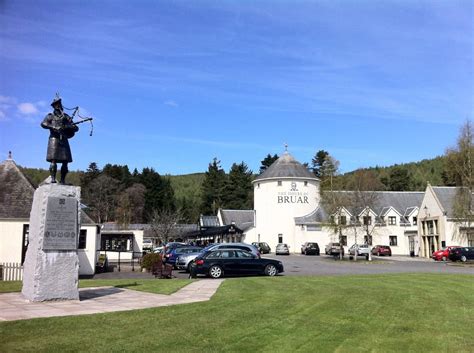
0,278,192,295
1,274,473,353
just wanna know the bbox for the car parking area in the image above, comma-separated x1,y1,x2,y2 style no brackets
262,253,474,276
93,253,474,280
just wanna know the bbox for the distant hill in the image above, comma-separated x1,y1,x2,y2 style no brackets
338,156,446,191
18,166,83,188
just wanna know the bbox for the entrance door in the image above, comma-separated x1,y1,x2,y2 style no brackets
409,236,414,254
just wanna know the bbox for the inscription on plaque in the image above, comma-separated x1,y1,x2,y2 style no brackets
43,196,78,250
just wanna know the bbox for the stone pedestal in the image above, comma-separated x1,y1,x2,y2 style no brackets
22,184,81,302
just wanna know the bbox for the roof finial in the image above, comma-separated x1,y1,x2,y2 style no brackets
284,142,288,152
8,151,12,160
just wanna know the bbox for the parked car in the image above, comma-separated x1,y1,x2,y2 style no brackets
153,246,164,254
207,243,261,258
164,246,203,268
276,243,290,255
142,239,153,250
252,242,271,254
176,243,260,272
301,242,320,255
190,248,284,278
432,246,461,261
448,247,474,262
325,242,344,256
163,242,187,253
371,245,392,257
348,244,370,257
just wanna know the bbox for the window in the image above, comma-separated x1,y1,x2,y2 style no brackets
388,216,396,225
278,234,283,243
304,181,308,186
389,236,398,246
340,216,347,225
236,250,253,258
78,230,87,249
364,235,372,245
340,236,347,246
412,216,417,225
257,183,260,188
277,181,282,186
363,216,372,225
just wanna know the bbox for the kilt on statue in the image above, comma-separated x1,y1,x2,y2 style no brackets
41,96,79,184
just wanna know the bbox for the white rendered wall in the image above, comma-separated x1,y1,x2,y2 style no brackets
0,220,24,263
254,178,319,252
78,225,99,276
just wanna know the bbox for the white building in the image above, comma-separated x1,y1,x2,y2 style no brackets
418,184,474,257
215,151,471,257
0,156,100,275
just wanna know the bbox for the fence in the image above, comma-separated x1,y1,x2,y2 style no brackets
0,262,24,281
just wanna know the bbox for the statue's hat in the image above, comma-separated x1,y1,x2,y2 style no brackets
51,97,62,107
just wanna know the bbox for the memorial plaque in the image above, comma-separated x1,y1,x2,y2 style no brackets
42,196,78,250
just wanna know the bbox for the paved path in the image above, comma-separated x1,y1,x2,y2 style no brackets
0,279,223,322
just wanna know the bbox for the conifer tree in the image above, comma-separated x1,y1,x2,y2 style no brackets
201,158,226,214
259,154,278,174
223,162,254,209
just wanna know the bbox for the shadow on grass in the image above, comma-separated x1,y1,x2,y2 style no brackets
114,282,140,289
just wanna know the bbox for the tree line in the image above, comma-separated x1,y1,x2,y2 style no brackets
18,120,472,226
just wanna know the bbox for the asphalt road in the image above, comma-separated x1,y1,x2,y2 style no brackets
93,254,473,279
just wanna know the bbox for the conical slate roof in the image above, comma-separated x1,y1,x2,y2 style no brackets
254,152,318,182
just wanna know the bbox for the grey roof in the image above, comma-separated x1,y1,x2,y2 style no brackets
200,215,220,227
345,191,424,217
295,207,328,225
295,191,424,225
431,187,458,218
404,206,418,217
0,158,95,224
254,152,317,182
219,209,255,231
0,159,35,219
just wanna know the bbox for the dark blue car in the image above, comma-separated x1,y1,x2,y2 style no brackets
164,246,203,267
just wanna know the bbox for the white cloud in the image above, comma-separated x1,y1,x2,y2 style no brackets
0,109,8,121
164,100,179,107
18,102,39,115
0,95,16,105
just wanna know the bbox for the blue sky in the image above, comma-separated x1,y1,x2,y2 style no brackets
1,1,472,175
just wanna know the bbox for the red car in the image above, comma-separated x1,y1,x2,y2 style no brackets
371,245,392,256
432,246,461,261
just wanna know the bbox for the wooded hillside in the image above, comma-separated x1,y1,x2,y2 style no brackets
18,154,450,223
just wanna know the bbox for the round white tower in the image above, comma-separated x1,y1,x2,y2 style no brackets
252,152,320,252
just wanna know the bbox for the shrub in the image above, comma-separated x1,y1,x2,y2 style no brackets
141,253,162,271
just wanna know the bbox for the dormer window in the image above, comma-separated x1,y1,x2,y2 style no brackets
340,216,347,225
412,216,417,225
388,216,396,225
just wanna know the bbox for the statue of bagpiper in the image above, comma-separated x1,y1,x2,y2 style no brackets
41,94,93,184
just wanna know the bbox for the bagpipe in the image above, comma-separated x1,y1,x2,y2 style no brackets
59,107,94,139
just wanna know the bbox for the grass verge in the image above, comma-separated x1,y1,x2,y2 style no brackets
1,274,473,352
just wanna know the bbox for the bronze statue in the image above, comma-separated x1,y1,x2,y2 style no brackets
41,97,79,184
